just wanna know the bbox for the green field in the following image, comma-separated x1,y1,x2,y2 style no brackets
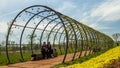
0,52,31,66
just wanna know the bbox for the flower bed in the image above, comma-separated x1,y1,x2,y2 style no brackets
62,46,120,68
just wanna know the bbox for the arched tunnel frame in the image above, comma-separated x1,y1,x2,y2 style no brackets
6,5,114,64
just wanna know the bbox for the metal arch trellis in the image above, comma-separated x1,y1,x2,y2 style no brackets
5,5,114,64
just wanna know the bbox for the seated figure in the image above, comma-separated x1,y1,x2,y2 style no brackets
41,42,48,59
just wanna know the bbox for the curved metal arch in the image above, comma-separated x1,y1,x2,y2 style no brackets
39,18,59,48
20,10,51,61
83,26,94,56
57,24,80,54
6,5,114,64
61,16,78,61
77,23,89,56
52,23,79,60
31,14,56,53
64,23,89,58
52,24,66,46
46,22,65,55
51,17,78,62
6,5,51,64
70,20,85,59
72,23,86,58
74,27,91,58
84,27,93,55
51,23,74,55
52,23,77,54
68,28,81,53
58,30,65,54
87,28,96,54
68,30,82,56
57,24,79,54
60,26,81,54
64,23,81,61
94,31,100,51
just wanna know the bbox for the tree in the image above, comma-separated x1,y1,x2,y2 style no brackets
0,41,6,54
112,33,120,46
27,34,37,44
11,41,16,53
27,33,37,51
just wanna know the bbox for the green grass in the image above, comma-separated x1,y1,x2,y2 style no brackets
0,54,8,66
0,52,31,66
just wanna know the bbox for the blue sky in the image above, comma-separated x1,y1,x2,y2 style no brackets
0,0,120,43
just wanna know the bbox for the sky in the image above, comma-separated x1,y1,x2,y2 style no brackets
0,0,120,43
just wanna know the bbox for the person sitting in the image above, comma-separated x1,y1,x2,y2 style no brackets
41,42,48,59
47,42,54,58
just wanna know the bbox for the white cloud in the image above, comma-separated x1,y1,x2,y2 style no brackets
89,23,111,30
0,22,7,33
80,0,120,30
56,1,77,12
90,0,120,21
0,10,20,19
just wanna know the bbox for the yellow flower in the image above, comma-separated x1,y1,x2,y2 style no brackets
61,46,120,68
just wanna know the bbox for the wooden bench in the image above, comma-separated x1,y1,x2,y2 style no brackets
31,54,43,61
